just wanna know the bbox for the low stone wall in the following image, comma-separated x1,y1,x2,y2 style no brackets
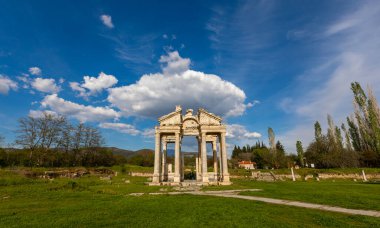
130,172,152,177
247,171,380,181
23,168,115,179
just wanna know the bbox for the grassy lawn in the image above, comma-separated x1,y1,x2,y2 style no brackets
0,168,380,227
204,178,380,211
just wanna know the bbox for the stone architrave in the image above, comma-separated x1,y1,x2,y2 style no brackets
150,106,231,186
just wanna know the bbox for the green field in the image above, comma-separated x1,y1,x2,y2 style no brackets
0,167,379,227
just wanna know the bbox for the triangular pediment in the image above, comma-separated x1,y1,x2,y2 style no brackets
159,109,182,126
198,108,222,125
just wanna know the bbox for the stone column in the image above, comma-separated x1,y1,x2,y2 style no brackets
195,157,199,180
212,141,218,181
152,132,161,183
162,141,167,181
174,132,180,183
196,137,202,181
201,133,208,183
220,132,230,183
218,141,223,180
181,152,184,181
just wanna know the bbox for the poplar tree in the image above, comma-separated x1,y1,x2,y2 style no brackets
314,121,322,142
296,140,304,167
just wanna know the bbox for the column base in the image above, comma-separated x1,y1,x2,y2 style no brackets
222,173,230,183
202,175,209,183
173,175,180,183
152,173,160,182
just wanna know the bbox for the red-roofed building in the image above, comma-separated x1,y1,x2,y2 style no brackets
238,161,256,170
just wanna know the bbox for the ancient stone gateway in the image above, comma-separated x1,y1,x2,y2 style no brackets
151,106,231,186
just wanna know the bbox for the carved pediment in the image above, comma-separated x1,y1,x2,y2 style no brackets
157,106,223,128
158,106,182,126
182,117,199,135
198,109,222,126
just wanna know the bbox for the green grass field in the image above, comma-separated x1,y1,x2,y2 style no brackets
205,179,380,211
0,167,379,227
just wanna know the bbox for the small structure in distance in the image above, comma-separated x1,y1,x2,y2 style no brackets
238,161,256,170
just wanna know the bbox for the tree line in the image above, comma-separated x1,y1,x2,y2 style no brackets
231,128,296,169
232,82,380,169
0,113,125,167
304,82,380,168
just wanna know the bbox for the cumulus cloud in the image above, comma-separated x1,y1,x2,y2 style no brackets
141,128,155,138
29,110,59,118
41,94,120,122
0,75,18,94
99,122,140,136
108,51,251,118
82,72,118,92
70,72,118,97
159,51,190,75
100,15,114,28
28,67,41,76
70,82,87,97
31,78,61,93
226,124,261,140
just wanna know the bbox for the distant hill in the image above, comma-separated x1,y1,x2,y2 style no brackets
104,147,155,158
104,147,135,157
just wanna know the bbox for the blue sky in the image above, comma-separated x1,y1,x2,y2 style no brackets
1,0,380,154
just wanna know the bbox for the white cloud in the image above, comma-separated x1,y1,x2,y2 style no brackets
100,15,114,28
0,75,18,94
82,72,118,93
279,2,380,152
41,94,120,122
325,19,358,36
108,51,251,119
28,67,41,76
226,124,261,140
99,122,140,136
70,72,118,97
70,82,87,97
29,110,59,118
141,128,155,138
159,51,190,75
31,78,61,93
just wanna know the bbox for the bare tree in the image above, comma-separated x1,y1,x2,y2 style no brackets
15,116,39,150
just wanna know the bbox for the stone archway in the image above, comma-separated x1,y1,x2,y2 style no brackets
150,106,231,186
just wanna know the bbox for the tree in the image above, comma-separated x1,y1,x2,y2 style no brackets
314,121,322,142
350,82,380,154
296,140,304,167
268,127,275,150
341,123,353,151
347,116,361,151
14,112,106,167
0,135,4,147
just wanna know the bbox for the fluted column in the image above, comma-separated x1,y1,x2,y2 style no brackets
220,132,230,183
212,141,218,181
162,141,167,181
218,141,223,180
196,137,202,181
152,132,161,183
174,132,180,183
201,133,208,182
